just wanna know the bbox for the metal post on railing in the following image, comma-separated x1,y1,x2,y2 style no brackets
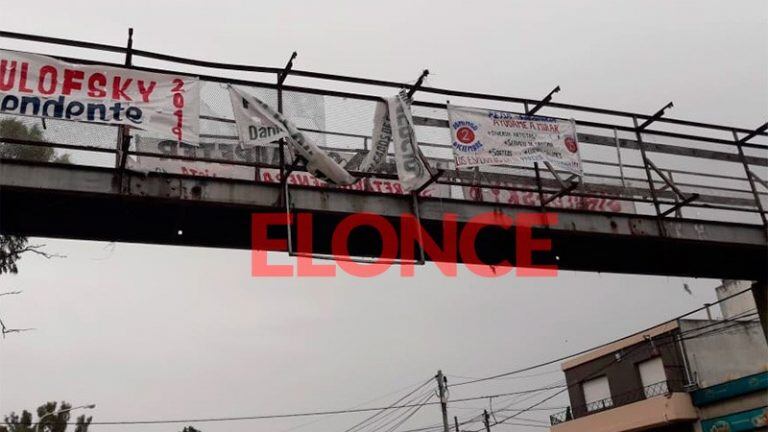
277,51,297,113
614,128,626,189
407,69,430,99
276,53,297,185
633,116,665,236
534,162,546,212
732,129,768,232
124,28,133,67
667,170,682,218
115,28,134,187
276,54,295,237
527,85,560,116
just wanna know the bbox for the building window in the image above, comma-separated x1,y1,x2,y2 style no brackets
638,356,668,397
583,376,613,412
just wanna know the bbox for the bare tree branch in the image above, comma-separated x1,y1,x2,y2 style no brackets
9,245,65,259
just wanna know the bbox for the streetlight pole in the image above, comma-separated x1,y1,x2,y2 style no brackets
36,404,96,432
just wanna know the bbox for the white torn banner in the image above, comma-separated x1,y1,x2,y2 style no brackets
228,86,356,185
358,101,392,172
228,86,289,147
387,91,431,192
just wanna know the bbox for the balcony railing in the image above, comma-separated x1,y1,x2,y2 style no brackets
550,380,676,425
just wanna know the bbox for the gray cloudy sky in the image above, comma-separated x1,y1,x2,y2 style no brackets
0,1,766,432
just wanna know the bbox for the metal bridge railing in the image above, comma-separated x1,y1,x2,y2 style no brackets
0,29,766,232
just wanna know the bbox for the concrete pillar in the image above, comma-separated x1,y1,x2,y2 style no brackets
753,280,768,344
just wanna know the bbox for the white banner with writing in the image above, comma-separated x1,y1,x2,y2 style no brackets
228,86,289,147
448,105,582,176
128,136,254,180
228,85,355,185
358,101,392,172
0,49,200,143
389,91,431,192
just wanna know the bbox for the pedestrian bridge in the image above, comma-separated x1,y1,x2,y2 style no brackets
0,30,766,279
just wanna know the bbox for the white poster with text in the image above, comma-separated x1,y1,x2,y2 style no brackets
448,105,582,176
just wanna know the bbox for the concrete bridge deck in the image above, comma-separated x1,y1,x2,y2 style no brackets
1,159,765,279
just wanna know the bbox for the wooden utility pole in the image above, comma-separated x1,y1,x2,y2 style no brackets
483,410,491,432
436,370,449,432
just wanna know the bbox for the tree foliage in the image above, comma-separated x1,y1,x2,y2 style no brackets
0,236,29,275
0,118,68,275
1,401,91,432
0,119,70,163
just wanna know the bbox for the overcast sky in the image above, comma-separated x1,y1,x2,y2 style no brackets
1,1,766,432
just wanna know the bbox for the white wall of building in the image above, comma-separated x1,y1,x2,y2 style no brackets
681,319,768,388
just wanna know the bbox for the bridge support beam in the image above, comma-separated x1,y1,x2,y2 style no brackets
1,160,766,280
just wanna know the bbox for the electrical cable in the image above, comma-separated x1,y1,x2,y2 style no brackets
450,286,757,387
62,291,760,427
344,378,434,432
278,377,438,432
469,310,762,431
376,392,436,432
360,390,436,432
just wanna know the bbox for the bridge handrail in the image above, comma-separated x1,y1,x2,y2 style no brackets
1,29,766,232
0,29,766,142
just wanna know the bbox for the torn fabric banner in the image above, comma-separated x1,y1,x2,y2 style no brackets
358,101,392,172
447,104,582,176
388,91,431,192
228,86,356,186
228,85,289,147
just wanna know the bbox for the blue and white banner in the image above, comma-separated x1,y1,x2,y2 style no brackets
447,105,582,176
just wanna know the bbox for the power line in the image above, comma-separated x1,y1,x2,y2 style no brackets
374,392,436,432
446,370,562,382
277,378,439,432
66,385,568,427
358,389,436,432
63,290,758,428
469,310,762,432
403,308,762,432
343,378,434,432
450,285,756,387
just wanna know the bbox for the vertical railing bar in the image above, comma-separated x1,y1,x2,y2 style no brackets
115,28,134,190
732,129,768,232
633,116,666,236
276,69,295,255
668,170,682,218
534,162,546,212
614,128,626,189
411,193,426,266
277,71,286,191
